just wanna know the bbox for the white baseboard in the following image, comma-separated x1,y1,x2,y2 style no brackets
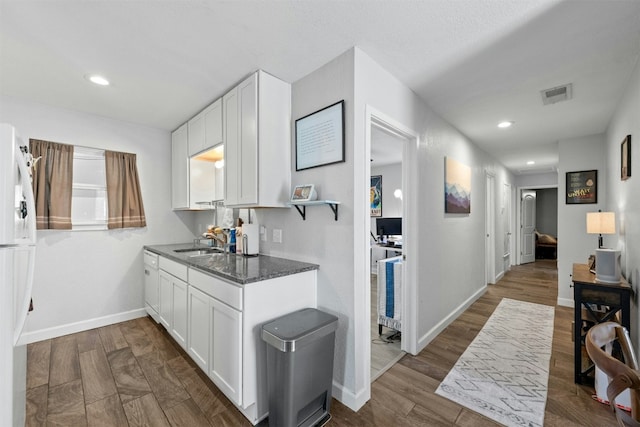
332,380,369,412
495,271,505,282
416,285,487,353
18,308,147,345
557,297,574,308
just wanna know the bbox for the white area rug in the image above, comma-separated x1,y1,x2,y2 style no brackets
435,298,555,427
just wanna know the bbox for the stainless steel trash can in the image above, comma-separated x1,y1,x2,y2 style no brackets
261,308,339,427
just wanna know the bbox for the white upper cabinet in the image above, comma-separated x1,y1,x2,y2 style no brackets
171,123,189,210
188,99,222,156
223,70,291,208
172,99,224,210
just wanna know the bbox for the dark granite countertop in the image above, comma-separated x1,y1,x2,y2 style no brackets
144,243,319,285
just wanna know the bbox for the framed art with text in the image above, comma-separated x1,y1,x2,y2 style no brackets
370,175,382,217
566,170,597,204
295,100,345,171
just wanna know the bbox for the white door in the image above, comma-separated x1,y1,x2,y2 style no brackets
159,270,172,329
238,73,258,205
171,124,189,209
209,297,242,406
503,183,512,272
187,286,210,372
223,86,239,205
171,277,188,350
485,173,495,285
521,190,537,264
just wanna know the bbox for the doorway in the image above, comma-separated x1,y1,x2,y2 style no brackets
370,124,405,380
517,186,558,265
365,108,418,385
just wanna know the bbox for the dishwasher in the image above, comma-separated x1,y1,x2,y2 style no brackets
143,250,160,322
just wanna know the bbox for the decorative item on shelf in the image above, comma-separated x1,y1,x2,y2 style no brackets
566,170,597,204
291,184,318,202
621,134,631,181
370,175,382,217
586,210,621,284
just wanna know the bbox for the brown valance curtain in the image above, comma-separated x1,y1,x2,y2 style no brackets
29,139,74,230
105,150,146,229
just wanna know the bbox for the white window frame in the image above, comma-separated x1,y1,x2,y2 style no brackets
71,147,108,231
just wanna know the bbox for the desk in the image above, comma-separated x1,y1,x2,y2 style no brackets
572,263,631,384
372,243,403,257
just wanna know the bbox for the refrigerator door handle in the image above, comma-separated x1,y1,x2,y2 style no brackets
15,146,37,244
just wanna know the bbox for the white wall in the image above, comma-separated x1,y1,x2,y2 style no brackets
557,133,607,307
256,50,356,397
0,96,196,341
371,163,403,221
515,171,558,188
605,56,640,349
251,48,516,410
536,188,558,237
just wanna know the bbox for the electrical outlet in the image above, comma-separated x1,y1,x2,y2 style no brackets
273,229,282,243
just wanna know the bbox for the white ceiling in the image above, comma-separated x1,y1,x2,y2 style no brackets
1,0,639,174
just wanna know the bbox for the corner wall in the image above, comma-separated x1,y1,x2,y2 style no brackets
605,56,640,349
557,134,607,307
0,96,196,341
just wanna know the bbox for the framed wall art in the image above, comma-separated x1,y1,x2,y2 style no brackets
445,157,471,213
295,100,345,171
370,175,382,217
621,134,631,181
566,170,597,204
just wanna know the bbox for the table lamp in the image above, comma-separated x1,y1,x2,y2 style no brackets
586,211,616,248
586,211,620,284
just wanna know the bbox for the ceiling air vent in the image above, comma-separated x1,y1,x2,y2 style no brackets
541,83,572,105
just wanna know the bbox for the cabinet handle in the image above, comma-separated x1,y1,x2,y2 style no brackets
145,269,150,276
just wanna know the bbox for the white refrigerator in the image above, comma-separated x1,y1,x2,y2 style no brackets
0,123,37,427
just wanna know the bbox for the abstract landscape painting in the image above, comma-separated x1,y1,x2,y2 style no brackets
445,157,471,213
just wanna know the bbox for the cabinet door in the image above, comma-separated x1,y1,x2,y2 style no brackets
237,74,258,205
171,124,189,209
188,111,205,156
209,298,242,406
158,270,172,329
223,86,240,206
187,286,210,372
171,277,188,350
204,98,222,151
144,265,159,320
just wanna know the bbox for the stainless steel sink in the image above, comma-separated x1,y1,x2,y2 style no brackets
174,247,223,256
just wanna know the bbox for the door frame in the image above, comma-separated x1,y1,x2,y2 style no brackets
363,106,419,388
485,171,496,285
516,184,557,265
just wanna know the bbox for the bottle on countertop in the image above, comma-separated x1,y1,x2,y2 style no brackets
229,228,236,253
236,218,243,254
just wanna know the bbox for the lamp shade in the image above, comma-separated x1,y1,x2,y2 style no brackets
586,212,616,234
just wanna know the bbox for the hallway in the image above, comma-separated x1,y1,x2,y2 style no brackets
330,260,617,426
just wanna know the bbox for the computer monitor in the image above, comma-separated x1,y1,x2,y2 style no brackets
376,217,402,238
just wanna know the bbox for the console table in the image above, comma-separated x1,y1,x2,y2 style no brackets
572,263,631,384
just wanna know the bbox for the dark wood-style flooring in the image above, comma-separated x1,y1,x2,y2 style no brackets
25,260,616,426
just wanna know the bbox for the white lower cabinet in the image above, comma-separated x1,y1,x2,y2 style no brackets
187,285,210,372
149,254,317,425
170,277,188,350
209,297,242,405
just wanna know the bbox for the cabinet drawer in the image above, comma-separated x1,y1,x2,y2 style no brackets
159,256,188,281
144,251,159,268
189,268,242,311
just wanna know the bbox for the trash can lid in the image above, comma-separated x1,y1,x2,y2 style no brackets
262,308,338,352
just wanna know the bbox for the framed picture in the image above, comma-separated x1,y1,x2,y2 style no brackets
621,134,631,181
566,170,597,204
445,157,471,213
295,100,345,171
370,175,382,217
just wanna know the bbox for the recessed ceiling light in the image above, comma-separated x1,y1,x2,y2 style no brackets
497,121,513,128
86,74,110,86
527,160,535,165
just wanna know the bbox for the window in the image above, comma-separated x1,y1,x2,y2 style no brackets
71,147,107,230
